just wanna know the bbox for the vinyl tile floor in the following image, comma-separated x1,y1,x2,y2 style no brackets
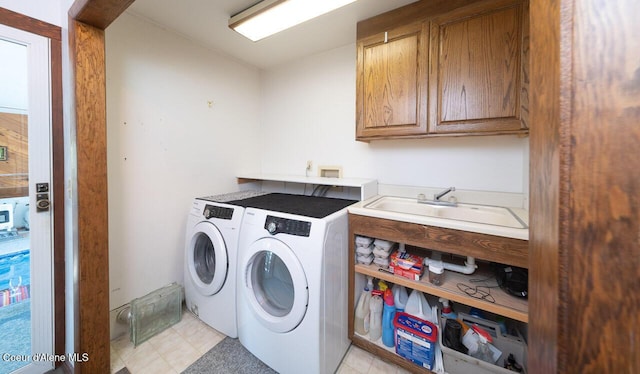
110,310,410,374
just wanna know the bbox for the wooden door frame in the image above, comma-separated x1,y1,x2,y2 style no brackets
68,0,134,372
529,0,639,372
68,0,639,372
0,7,65,368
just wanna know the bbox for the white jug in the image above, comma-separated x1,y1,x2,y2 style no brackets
392,284,409,312
404,289,433,323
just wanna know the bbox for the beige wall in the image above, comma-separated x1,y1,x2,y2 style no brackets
105,12,262,309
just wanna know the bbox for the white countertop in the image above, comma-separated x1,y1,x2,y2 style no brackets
237,173,378,200
348,195,529,240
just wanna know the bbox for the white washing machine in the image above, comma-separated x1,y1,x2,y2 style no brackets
183,191,266,338
236,194,356,374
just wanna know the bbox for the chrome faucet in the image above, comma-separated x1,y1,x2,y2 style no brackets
418,187,457,206
434,187,455,201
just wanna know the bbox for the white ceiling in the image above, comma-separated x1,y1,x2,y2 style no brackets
125,0,418,70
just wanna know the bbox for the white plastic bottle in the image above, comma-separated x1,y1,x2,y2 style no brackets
404,289,433,323
439,297,458,319
392,284,409,312
368,295,383,341
354,276,373,335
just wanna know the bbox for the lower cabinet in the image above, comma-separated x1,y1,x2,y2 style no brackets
347,213,529,373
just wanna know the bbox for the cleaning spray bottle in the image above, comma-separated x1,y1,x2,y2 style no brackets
354,276,373,335
439,298,457,319
381,288,396,347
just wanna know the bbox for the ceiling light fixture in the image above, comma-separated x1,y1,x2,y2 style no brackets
229,0,358,42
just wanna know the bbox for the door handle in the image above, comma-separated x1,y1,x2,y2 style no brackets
36,195,50,211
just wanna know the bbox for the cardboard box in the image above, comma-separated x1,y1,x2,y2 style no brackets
389,251,424,281
394,312,438,370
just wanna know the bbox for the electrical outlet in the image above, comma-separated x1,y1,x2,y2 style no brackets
306,160,313,171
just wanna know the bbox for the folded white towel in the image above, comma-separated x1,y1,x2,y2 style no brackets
373,246,393,258
356,245,373,255
373,256,390,267
355,236,374,247
356,253,374,265
373,239,397,251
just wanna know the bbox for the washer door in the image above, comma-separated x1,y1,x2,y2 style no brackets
242,238,308,333
187,221,228,296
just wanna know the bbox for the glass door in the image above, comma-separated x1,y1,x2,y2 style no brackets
0,24,54,374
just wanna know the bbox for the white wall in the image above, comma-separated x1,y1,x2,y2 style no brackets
260,43,529,194
0,0,61,26
105,12,262,309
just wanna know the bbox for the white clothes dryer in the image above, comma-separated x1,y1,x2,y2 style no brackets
236,194,356,374
183,191,265,338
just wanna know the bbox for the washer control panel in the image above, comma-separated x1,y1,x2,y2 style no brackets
264,215,311,237
203,204,234,220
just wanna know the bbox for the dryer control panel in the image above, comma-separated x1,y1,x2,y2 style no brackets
264,215,311,237
203,204,234,220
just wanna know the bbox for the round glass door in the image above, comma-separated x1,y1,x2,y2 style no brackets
187,221,228,296
243,238,308,333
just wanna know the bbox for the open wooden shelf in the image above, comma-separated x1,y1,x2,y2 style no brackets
355,262,528,323
350,332,434,373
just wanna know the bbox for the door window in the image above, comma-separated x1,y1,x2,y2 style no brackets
0,24,54,374
243,238,308,333
187,221,227,296
250,251,294,317
193,233,216,284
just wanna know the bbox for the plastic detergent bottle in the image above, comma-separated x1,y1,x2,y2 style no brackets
354,277,373,335
381,288,396,347
368,295,383,341
392,284,408,313
405,289,433,323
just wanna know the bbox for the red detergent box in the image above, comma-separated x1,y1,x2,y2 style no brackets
389,251,424,281
394,312,438,370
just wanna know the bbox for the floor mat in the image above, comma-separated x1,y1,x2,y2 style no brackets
182,337,277,374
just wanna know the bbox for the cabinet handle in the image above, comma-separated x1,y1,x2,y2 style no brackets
384,31,388,43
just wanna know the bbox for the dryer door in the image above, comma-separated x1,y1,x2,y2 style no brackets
186,221,228,296
241,238,308,333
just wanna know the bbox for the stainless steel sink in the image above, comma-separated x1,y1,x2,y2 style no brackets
364,196,527,229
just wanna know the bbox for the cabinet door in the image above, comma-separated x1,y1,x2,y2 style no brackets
429,0,529,134
356,22,429,140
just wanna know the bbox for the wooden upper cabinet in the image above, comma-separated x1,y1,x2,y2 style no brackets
356,22,429,140
355,0,529,140
429,0,529,134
